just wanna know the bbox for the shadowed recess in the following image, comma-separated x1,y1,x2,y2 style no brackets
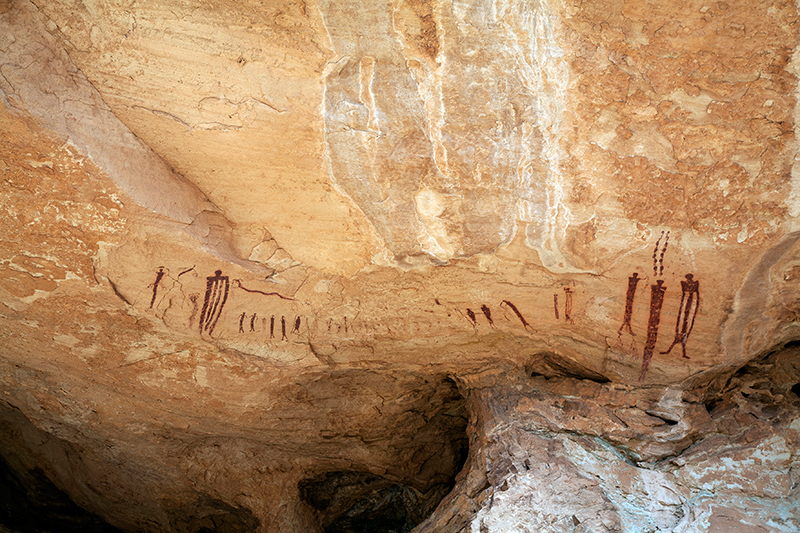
702,340,800,416
168,495,260,533
0,454,122,533
299,378,468,533
301,472,434,533
526,352,610,383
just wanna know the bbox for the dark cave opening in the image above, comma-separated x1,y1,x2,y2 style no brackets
0,400,122,533
168,496,261,533
298,377,469,533
300,472,430,533
0,453,122,533
526,352,610,384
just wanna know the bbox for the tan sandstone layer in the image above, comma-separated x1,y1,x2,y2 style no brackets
1,0,799,531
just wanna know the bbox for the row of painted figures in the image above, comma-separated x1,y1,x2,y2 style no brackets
149,258,698,381
620,272,700,381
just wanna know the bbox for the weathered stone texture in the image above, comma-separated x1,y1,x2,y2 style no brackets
1,0,799,531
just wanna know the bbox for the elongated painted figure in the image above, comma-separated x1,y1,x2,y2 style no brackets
661,274,700,359
640,279,666,381
564,287,574,324
618,272,641,336
198,270,230,336
150,267,166,309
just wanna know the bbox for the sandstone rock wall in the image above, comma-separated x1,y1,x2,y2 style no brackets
1,0,799,531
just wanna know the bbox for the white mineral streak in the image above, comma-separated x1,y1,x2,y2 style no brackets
509,0,575,272
469,472,613,533
470,435,621,532
415,187,458,259
679,434,794,497
319,0,430,261
320,0,577,266
435,0,522,257
394,1,457,261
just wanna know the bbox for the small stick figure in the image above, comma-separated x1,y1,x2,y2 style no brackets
150,267,166,309
481,305,495,328
188,294,199,327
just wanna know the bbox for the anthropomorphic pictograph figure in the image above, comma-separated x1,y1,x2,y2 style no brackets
640,279,666,381
638,232,671,380
199,270,230,336
465,308,477,328
564,287,574,324
150,267,167,309
481,305,494,328
188,294,199,327
661,274,700,359
618,272,641,337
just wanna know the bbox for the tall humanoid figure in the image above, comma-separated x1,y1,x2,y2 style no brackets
661,274,700,359
618,272,641,336
640,279,666,381
199,270,230,336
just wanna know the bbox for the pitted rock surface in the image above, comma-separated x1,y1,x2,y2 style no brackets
1,0,800,531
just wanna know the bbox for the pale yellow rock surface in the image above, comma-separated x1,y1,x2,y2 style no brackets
1,0,799,531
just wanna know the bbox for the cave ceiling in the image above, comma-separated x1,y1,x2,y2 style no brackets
1,0,800,531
